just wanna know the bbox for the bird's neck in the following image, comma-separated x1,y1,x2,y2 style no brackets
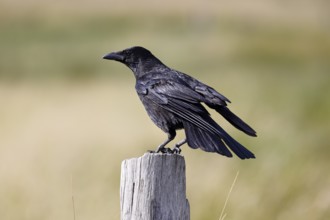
133,58,169,78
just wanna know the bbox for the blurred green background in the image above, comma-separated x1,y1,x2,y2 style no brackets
1,0,330,219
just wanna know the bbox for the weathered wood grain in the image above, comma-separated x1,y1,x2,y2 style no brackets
120,153,190,220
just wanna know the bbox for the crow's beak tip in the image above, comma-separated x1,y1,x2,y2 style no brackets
103,52,124,61
102,53,112,60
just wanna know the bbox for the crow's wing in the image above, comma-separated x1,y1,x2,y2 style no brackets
175,71,231,105
137,79,219,135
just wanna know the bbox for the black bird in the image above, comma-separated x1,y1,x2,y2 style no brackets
103,46,257,159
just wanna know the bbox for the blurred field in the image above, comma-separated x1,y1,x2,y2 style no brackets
1,0,330,220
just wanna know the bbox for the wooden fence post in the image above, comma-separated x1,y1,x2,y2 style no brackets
120,153,190,220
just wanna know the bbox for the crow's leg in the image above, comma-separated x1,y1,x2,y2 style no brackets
154,131,176,153
172,138,187,154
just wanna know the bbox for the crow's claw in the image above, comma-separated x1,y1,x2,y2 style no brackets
160,147,174,154
172,147,182,154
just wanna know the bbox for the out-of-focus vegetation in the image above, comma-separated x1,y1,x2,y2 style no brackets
1,0,329,219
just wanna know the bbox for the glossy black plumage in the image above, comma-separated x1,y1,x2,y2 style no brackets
103,46,256,159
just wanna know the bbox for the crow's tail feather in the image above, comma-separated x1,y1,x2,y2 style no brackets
183,121,255,159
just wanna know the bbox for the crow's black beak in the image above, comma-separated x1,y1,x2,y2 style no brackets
103,52,125,62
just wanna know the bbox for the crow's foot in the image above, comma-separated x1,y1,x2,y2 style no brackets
148,147,174,154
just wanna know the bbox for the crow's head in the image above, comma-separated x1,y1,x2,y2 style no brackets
103,46,165,77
